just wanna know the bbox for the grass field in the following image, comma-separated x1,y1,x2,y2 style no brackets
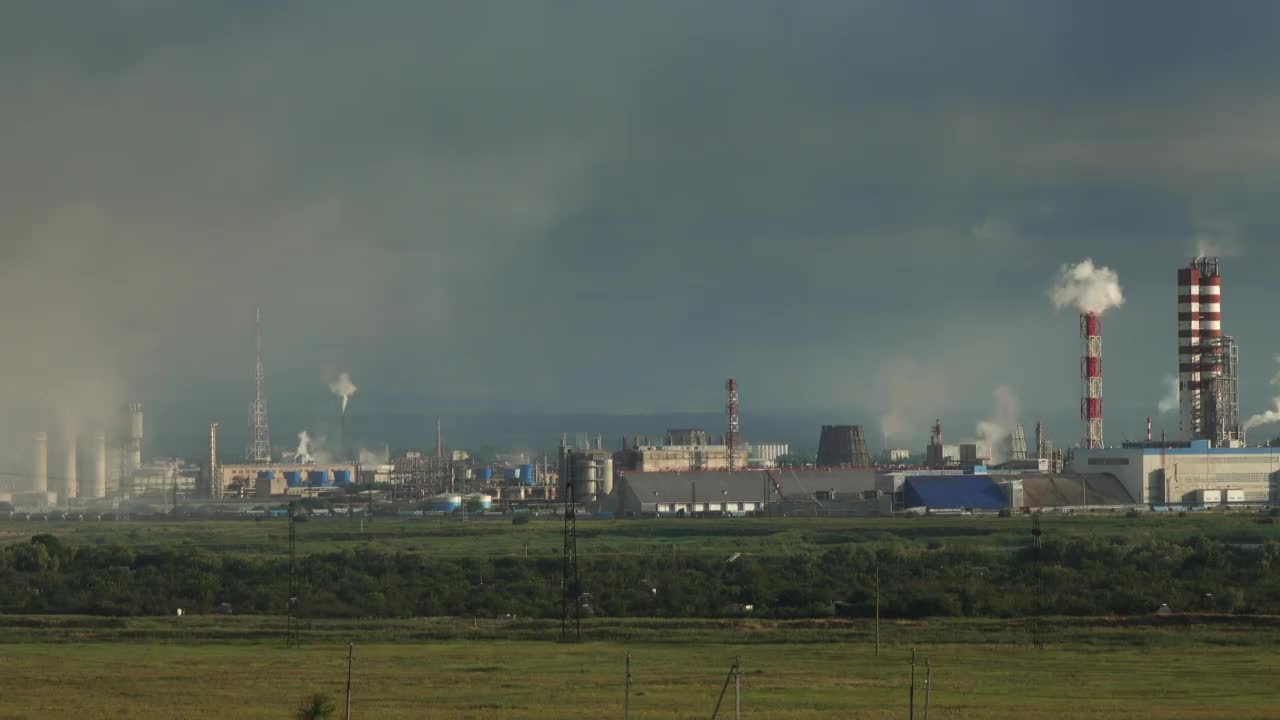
2,511,1277,560
1,616,1277,719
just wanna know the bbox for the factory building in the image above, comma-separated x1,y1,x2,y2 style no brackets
879,471,1135,513
613,468,878,516
217,463,357,498
1068,440,1280,505
613,429,746,473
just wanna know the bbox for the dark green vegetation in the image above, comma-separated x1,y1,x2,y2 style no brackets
2,617,1279,719
1,513,1278,619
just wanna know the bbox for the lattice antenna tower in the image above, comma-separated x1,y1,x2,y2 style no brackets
250,308,272,463
725,379,740,472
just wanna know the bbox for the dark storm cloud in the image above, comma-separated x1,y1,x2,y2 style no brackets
4,0,1280,457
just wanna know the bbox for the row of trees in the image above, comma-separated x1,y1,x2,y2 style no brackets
2,533,1278,619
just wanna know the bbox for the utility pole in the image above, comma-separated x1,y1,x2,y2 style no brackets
287,501,299,648
909,649,916,720
734,656,741,720
710,657,741,719
923,659,932,720
624,653,631,720
345,643,353,720
875,557,881,658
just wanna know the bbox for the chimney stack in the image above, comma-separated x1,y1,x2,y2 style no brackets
63,433,78,502
92,431,108,499
33,432,48,494
128,402,144,469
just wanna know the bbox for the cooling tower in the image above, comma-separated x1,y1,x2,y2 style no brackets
91,431,107,499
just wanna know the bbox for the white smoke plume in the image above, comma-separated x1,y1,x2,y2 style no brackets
1157,376,1180,414
293,431,315,464
1049,258,1126,315
1244,356,1280,432
877,358,949,448
975,385,1020,465
329,372,358,413
358,446,389,466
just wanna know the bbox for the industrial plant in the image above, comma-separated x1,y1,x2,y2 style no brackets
2,256,1279,518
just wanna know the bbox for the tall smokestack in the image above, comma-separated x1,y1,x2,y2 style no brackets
209,423,220,499
33,432,48,494
128,402,143,470
92,431,107,499
1082,312,1103,449
63,433,78,502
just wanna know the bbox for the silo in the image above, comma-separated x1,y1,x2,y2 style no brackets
476,467,494,481
521,463,537,487
33,432,48,494
91,432,107,498
63,434,78,501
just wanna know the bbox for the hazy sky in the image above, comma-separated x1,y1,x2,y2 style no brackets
5,1,1280,456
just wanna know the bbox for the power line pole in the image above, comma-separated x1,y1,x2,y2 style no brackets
710,657,741,719
909,649,916,720
875,556,881,658
624,653,631,720
345,643,353,720
287,501,300,648
923,659,932,720
561,445,580,643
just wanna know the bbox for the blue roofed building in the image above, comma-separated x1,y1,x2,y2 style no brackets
901,475,1007,512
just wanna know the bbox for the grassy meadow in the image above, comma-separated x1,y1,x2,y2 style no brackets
0,616,1277,719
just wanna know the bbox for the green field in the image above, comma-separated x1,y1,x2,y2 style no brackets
3,511,1277,560
1,616,1277,719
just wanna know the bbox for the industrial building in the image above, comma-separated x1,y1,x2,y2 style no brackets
613,429,746,473
1068,440,1279,505
748,443,790,468
879,471,1136,513
612,468,878,517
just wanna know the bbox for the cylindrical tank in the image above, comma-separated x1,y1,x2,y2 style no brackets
284,470,302,488
332,469,352,485
521,463,537,487
503,467,520,483
92,431,108,499
476,467,494,481
431,493,463,512
466,493,493,510
257,470,276,481
33,432,48,494
599,456,614,497
307,470,328,487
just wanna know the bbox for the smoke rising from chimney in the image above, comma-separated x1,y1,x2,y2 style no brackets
329,372,357,413
292,431,314,464
975,385,1020,465
1049,258,1125,316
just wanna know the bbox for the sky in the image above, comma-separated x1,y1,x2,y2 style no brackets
5,1,1280,461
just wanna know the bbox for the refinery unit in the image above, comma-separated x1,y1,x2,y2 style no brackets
4,256,1279,517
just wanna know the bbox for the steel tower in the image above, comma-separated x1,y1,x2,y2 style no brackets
249,308,272,463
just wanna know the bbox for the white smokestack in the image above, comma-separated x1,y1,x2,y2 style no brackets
64,433,78,501
93,431,108,499
129,403,143,469
1050,258,1126,316
33,432,48,494
329,372,357,414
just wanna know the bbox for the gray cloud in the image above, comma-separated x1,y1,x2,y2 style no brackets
5,1,1280,461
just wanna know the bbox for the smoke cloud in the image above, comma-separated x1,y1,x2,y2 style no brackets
1049,259,1126,316
1157,376,1180,414
877,358,949,448
1244,356,1280,432
330,372,358,413
292,431,314,464
975,385,1020,465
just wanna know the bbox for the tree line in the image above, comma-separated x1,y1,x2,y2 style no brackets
1,533,1278,619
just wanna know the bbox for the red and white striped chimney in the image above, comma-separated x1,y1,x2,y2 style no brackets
1178,258,1223,440
1081,312,1103,449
